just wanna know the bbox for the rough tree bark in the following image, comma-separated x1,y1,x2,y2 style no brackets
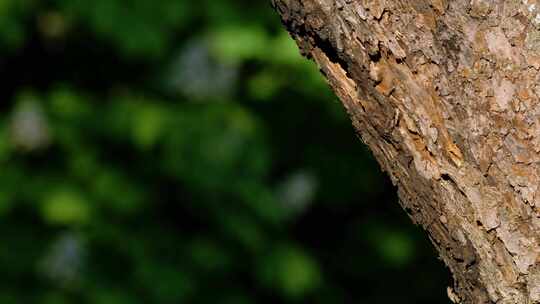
271,0,540,303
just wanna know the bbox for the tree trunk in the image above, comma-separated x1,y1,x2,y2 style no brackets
271,0,540,303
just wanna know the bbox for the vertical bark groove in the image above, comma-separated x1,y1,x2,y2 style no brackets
272,1,540,303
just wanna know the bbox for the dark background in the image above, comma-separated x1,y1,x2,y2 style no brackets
0,0,450,303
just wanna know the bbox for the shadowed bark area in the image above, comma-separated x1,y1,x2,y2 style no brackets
271,0,540,303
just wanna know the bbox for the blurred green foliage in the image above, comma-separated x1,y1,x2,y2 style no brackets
0,0,448,303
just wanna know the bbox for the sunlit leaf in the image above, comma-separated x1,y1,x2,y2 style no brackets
41,187,91,225
209,25,268,64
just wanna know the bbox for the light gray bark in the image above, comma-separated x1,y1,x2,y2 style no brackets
272,1,540,303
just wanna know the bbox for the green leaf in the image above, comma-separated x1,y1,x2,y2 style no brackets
131,103,168,150
268,32,303,65
49,88,92,119
259,245,321,299
41,187,91,225
209,25,268,64
376,230,416,267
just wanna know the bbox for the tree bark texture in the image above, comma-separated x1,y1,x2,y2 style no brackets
272,0,540,303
